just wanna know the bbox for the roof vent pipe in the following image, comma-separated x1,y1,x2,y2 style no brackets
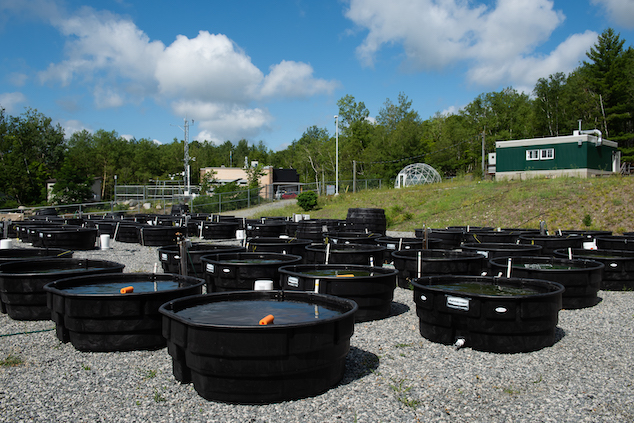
579,129,602,146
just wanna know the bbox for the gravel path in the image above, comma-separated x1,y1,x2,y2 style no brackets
1,235,633,422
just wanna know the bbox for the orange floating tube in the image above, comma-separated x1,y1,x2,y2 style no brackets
120,286,134,294
336,274,355,277
259,314,274,325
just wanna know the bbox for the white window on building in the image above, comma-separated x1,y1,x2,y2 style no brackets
526,148,554,161
526,149,540,161
540,148,554,160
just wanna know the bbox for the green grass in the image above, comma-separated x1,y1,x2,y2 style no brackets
249,175,634,234
0,354,23,367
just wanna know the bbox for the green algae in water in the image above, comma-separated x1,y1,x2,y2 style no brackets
176,299,343,325
300,269,375,277
60,280,184,294
431,281,540,296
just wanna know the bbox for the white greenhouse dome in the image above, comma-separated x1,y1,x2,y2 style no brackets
394,163,442,188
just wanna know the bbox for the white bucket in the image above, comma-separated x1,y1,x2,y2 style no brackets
100,234,111,250
254,280,274,291
236,229,246,240
0,239,13,249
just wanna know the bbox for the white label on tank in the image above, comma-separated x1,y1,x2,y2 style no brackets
446,295,470,311
420,294,427,301
495,306,508,313
610,262,618,268
387,243,396,250
222,267,231,273
477,250,489,258
161,253,168,261
206,263,215,273
288,276,299,287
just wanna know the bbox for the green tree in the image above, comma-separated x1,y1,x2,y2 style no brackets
0,108,65,205
50,158,94,204
581,28,634,144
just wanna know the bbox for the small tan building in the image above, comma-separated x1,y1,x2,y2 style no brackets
199,166,300,200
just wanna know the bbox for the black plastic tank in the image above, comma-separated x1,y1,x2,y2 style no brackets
279,263,397,322
159,290,357,403
412,275,564,353
45,273,204,351
0,258,125,320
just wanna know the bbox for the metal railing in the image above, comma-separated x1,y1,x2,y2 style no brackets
0,179,384,216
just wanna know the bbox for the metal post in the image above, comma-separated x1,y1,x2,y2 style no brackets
481,130,485,177
334,115,339,195
353,160,356,193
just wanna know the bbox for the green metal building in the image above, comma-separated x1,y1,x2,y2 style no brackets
495,131,620,180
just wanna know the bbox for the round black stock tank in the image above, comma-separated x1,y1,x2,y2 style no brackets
518,234,585,256
595,235,634,251
0,248,73,263
461,243,544,270
463,230,527,244
113,222,142,243
245,221,287,238
304,243,386,267
447,226,495,243
37,227,98,250
35,207,58,216
44,273,203,352
159,290,357,403
158,243,245,277
376,236,443,265
297,219,342,242
14,220,59,243
489,256,604,309
139,225,184,246
0,258,125,320
170,203,190,215
200,220,239,239
416,228,464,250
346,208,386,235
91,220,118,237
279,263,397,322
562,230,612,242
323,231,381,246
245,237,313,260
553,248,634,291
411,275,564,353
447,225,495,232
201,252,303,292
392,249,486,289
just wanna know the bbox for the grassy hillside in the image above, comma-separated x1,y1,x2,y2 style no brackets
259,176,634,235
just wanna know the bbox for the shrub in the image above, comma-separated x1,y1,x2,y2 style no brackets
297,191,318,211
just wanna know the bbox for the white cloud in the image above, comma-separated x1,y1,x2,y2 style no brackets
156,31,262,103
60,119,91,137
173,100,272,144
346,0,591,88
31,7,337,143
467,31,598,91
9,72,28,87
0,92,27,113
260,60,339,98
592,0,634,29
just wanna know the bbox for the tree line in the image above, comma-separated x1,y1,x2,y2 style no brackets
1,28,632,208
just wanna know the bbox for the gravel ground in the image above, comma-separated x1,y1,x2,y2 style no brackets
1,233,634,422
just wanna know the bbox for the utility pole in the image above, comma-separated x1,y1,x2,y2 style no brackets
481,130,485,177
171,118,194,200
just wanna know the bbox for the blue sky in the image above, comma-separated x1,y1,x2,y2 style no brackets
1,0,634,151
